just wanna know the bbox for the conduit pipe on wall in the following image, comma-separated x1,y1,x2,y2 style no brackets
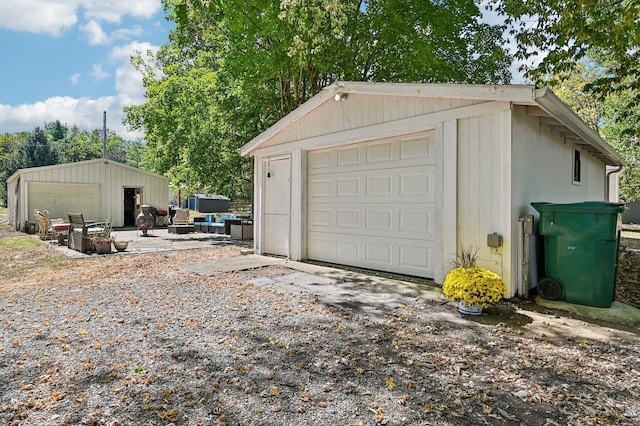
517,215,534,298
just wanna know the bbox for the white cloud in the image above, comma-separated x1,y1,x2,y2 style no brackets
0,1,77,36
83,0,161,23
80,19,108,45
92,64,110,81
70,73,81,84
110,41,158,104
0,0,161,35
111,26,143,42
0,96,141,139
0,41,161,140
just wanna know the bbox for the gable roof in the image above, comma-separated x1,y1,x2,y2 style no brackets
240,82,623,166
7,158,169,184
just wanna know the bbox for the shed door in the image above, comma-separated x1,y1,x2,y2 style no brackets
263,156,291,256
307,133,436,278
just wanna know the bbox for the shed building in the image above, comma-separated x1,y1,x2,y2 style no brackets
7,158,169,229
240,82,624,297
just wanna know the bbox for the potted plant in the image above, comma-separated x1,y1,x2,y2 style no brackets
90,223,113,254
442,246,508,315
112,236,129,252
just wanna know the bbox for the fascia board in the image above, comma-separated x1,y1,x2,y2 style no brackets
534,88,624,166
335,81,538,102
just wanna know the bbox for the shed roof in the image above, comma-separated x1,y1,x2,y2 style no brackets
240,82,623,166
7,158,169,184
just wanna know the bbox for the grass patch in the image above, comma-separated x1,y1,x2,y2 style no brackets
0,235,72,283
0,235,43,249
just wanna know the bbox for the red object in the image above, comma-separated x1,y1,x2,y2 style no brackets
157,210,168,216
52,224,70,232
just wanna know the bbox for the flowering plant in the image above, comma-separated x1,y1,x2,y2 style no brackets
442,247,508,308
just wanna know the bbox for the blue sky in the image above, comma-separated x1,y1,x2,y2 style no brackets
0,0,172,139
0,1,530,142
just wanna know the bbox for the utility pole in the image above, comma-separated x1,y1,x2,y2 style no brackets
102,111,107,158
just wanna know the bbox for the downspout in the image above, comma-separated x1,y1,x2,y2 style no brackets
606,165,623,201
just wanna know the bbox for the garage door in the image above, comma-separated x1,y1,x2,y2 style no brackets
28,182,101,223
307,132,437,278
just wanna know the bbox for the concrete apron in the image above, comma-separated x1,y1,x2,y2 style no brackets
186,254,447,323
47,229,640,329
50,228,237,259
188,255,640,329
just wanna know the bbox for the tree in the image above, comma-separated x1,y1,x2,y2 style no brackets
601,95,640,202
491,0,640,98
492,0,640,200
59,126,103,163
18,127,59,169
126,0,512,199
0,124,142,205
0,127,60,205
45,120,67,143
0,132,23,205
548,60,605,133
544,57,640,202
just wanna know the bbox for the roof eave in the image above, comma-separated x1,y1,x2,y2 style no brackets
534,88,625,166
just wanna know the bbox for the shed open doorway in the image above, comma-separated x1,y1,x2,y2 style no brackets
124,188,142,226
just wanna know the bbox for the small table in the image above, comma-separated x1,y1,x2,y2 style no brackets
52,223,70,244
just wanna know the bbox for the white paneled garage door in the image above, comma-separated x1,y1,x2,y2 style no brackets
307,131,437,278
28,182,102,222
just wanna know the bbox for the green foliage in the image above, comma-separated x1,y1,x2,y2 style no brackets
545,57,640,202
18,127,59,169
493,0,640,99
0,124,147,205
0,133,22,203
548,61,605,133
602,95,640,202
125,0,512,200
45,120,67,142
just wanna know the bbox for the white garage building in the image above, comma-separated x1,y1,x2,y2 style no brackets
240,83,623,296
7,158,169,229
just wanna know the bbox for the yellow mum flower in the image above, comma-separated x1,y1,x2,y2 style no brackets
443,266,508,308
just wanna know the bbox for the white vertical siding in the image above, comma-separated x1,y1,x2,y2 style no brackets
511,105,605,211
510,105,607,293
10,160,168,227
457,110,511,289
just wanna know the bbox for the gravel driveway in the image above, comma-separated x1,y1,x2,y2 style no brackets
1,228,640,425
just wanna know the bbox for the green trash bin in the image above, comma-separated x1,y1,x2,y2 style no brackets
531,201,625,308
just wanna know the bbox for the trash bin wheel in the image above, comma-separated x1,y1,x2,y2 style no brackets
538,278,563,300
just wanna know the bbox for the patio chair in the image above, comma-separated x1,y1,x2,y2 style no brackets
172,209,190,225
67,213,111,253
34,209,58,241
167,208,195,234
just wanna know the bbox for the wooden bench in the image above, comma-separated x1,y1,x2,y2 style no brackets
67,213,111,253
